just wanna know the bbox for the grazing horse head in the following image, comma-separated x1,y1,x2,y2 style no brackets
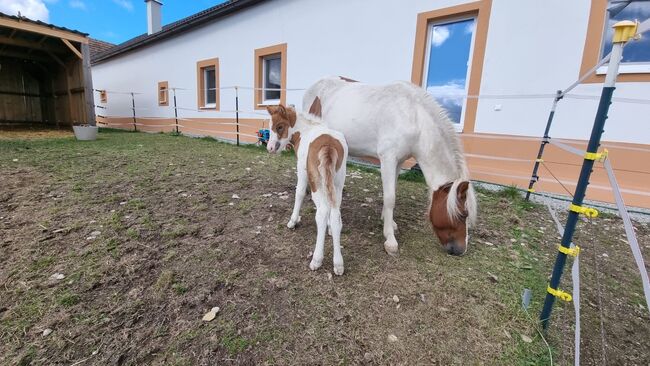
429,180,475,256
266,104,297,154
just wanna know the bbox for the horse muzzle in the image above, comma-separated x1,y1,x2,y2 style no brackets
445,240,466,256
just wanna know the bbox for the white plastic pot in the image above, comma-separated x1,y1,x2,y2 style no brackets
73,125,98,141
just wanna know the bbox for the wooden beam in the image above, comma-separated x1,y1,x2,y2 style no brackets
0,34,67,53
81,43,95,125
0,49,52,63
61,38,82,60
0,17,88,44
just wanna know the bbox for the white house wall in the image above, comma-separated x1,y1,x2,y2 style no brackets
92,0,650,207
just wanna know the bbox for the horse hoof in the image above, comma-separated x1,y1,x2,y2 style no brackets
287,220,296,229
333,265,344,276
309,259,322,271
384,240,399,256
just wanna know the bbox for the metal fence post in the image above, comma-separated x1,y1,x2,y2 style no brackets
130,92,137,132
235,86,240,146
525,90,562,200
173,88,179,134
540,20,638,329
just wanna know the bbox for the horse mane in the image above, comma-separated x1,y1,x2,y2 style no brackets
409,83,477,226
296,110,324,126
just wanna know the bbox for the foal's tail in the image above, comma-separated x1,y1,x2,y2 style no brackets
317,146,339,208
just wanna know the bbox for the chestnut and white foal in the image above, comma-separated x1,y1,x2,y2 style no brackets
266,105,349,275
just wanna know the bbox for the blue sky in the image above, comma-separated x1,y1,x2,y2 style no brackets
425,18,475,123
0,0,228,44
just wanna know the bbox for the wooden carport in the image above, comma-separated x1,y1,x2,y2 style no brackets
0,13,95,128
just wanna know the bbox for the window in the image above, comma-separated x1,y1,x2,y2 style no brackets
99,90,107,104
254,43,287,109
600,1,650,72
263,55,282,102
158,81,169,106
422,17,476,127
411,1,492,133
196,58,219,109
580,0,650,82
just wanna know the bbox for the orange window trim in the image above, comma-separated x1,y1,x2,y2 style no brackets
99,90,107,103
580,0,650,83
158,81,169,106
196,58,220,110
254,43,287,110
411,0,492,134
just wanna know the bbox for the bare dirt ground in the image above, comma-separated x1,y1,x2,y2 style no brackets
1,129,648,365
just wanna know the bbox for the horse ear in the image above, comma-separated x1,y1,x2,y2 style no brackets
286,105,297,127
457,181,470,201
266,105,277,115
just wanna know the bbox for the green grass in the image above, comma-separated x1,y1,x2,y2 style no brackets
4,129,639,364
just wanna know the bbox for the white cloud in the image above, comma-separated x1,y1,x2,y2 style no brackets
464,22,475,35
426,80,467,108
68,0,85,10
112,0,133,11
431,25,450,47
0,0,49,21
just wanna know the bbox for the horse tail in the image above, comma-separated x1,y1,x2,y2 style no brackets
317,145,339,208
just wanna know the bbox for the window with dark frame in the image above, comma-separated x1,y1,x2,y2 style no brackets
263,54,282,102
601,1,650,63
203,66,216,106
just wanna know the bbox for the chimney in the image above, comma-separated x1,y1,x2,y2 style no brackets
145,0,162,35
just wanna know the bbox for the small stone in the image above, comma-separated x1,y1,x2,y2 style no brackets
510,238,517,243
365,197,373,203
228,202,234,206
262,193,273,198
42,328,53,337
364,352,372,361
392,295,400,303
50,273,65,280
119,201,127,205
419,294,426,303
12,159,18,162
279,196,289,200
504,330,512,339
245,168,251,171
90,231,101,237
487,272,498,283
602,253,609,258
327,273,333,280
387,334,398,343
202,307,220,322
484,241,494,246
520,334,533,343
232,194,240,199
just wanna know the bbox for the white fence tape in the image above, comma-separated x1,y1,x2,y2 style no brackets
542,194,581,366
604,159,650,313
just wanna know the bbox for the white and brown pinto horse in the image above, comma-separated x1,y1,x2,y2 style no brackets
300,77,477,256
266,105,349,275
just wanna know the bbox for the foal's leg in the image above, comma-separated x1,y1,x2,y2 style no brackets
309,198,329,271
287,169,308,229
330,207,344,275
380,159,399,255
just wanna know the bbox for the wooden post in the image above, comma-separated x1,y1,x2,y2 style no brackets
64,66,74,126
80,43,96,126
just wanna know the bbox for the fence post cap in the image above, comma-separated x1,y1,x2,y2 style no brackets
612,20,638,43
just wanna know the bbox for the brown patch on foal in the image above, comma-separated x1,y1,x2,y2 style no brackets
308,96,322,117
429,181,470,255
290,131,301,152
266,105,296,139
307,135,344,205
